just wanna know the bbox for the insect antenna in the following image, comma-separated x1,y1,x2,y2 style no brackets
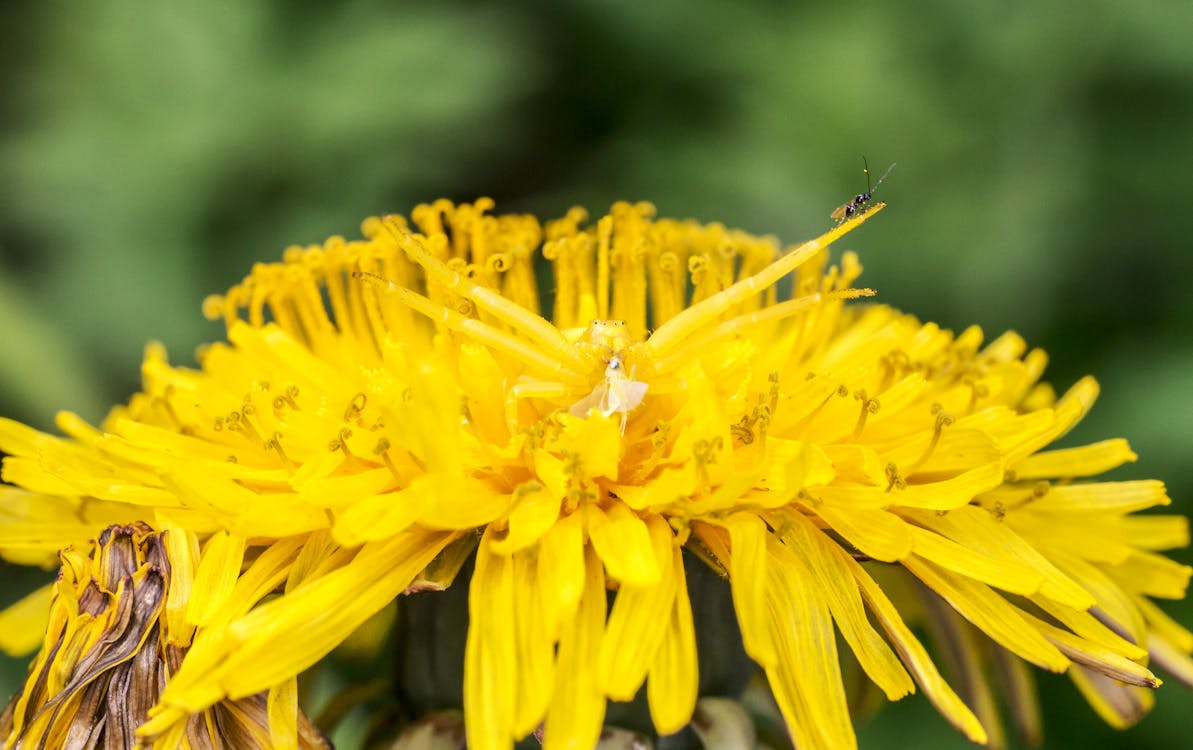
870,161,896,195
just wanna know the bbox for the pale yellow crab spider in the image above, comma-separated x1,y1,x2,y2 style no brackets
357,204,883,433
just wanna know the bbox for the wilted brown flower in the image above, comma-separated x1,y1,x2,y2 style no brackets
1,523,330,749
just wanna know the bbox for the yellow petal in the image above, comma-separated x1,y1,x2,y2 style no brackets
1118,514,1190,551
822,444,885,486
464,533,517,750
512,551,555,736
186,530,246,627
490,482,561,555
1003,377,1099,465
647,543,698,734
904,557,1069,671
894,462,1006,510
1032,619,1158,687
611,465,695,512
849,559,987,744
779,513,914,700
598,514,677,700
882,428,1002,481
1069,666,1154,729
332,486,430,546
645,209,878,356
417,476,512,529
533,450,569,499
722,513,776,666
1106,551,1192,600
907,524,1043,596
543,545,607,750
156,529,451,715
813,461,1003,511
1150,632,1193,689
159,520,199,646
292,467,394,510
538,512,586,633
164,469,327,537
909,504,1095,610
1029,480,1170,514
1,456,83,496
457,342,512,445
758,438,835,494
810,503,912,562
0,582,52,656
283,531,343,592
1007,511,1134,565
128,542,302,736
763,535,856,749
562,412,622,481
1135,595,1193,654
267,678,300,750
212,535,308,626
588,502,659,586
0,416,56,456
1032,594,1145,660
0,490,112,557
1010,438,1136,480
1043,551,1149,648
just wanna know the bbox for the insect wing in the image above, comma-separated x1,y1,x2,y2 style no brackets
570,382,612,417
608,378,648,414
570,377,648,418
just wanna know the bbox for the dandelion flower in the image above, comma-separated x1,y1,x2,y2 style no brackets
1,198,1190,748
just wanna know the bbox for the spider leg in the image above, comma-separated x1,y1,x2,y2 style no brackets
653,287,875,374
380,217,591,374
646,203,885,359
357,273,585,383
514,380,575,400
504,379,578,435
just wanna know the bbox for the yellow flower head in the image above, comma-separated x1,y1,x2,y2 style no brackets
1,198,1190,748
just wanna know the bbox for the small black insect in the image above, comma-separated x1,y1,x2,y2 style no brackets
832,157,895,223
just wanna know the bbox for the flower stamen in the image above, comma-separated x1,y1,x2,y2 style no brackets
329,427,356,462
267,432,294,469
372,437,401,481
909,411,956,472
344,393,368,423
852,389,881,439
272,384,301,413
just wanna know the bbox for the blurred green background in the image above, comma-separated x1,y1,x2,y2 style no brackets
2,0,1191,747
